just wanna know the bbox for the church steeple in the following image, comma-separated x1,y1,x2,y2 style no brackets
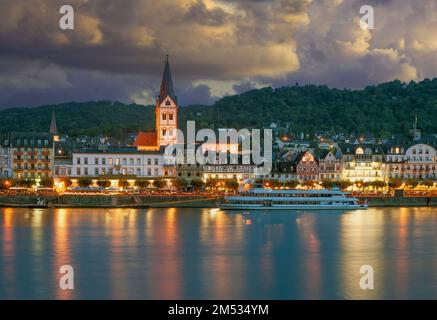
156,54,178,147
50,109,58,135
158,55,176,105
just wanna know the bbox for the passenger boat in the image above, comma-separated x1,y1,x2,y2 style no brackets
218,187,368,210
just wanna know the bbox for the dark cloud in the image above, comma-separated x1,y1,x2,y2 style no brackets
0,0,436,108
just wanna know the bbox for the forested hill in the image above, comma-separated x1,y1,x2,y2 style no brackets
1,79,437,138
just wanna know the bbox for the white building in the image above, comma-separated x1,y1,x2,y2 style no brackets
386,141,437,180
71,146,169,178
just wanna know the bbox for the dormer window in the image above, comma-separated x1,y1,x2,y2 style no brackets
165,99,171,106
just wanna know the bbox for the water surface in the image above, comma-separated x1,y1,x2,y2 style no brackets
1,207,437,299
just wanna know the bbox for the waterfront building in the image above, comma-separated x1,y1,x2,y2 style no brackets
294,151,319,181
340,143,385,182
71,146,167,178
0,133,12,178
318,150,342,181
266,161,296,182
386,136,437,180
10,132,54,179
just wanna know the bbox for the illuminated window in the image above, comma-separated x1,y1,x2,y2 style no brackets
356,148,364,155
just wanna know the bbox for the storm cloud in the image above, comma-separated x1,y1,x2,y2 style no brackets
0,0,436,107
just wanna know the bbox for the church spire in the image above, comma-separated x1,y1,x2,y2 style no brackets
50,109,58,135
158,54,176,104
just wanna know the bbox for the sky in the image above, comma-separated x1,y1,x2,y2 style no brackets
0,0,437,108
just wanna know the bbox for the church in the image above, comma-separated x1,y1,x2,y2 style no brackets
69,56,179,181
133,55,178,151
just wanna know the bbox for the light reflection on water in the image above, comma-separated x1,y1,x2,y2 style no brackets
1,207,437,299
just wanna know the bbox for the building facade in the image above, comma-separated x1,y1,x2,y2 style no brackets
340,144,385,182
295,151,319,181
0,133,12,178
318,150,341,181
72,146,169,178
386,140,437,180
10,132,54,179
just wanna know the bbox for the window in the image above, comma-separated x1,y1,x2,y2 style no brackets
147,159,151,165
115,158,120,166
165,99,171,106
76,168,81,176
84,168,88,175
169,113,174,121
95,168,99,176
84,158,88,165
102,158,106,165
95,158,99,165
154,159,158,165
162,129,167,136
162,113,167,120
109,158,113,165
77,157,81,165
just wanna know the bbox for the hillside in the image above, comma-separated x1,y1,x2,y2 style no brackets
1,79,437,138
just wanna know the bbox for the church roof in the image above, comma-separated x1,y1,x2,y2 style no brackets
158,55,176,105
132,131,157,147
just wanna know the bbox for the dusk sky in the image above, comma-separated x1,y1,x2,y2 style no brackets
1,0,437,108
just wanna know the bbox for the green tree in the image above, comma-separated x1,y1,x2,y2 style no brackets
174,178,188,191
191,178,205,191
135,180,150,189
224,180,239,191
40,178,54,188
153,179,167,189
78,178,92,188
97,180,111,188
118,180,129,189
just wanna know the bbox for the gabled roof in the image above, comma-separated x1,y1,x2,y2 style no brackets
158,55,177,105
132,131,157,147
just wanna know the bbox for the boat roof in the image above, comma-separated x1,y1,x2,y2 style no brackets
248,188,344,194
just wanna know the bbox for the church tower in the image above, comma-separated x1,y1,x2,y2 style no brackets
156,55,178,146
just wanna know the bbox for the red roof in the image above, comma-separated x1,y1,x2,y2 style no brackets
133,131,157,147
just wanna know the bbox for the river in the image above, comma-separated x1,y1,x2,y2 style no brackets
1,207,437,299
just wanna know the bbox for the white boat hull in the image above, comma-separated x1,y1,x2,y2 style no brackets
218,203,367,210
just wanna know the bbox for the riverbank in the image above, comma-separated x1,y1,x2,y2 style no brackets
0,194,436,208
0,194,218,208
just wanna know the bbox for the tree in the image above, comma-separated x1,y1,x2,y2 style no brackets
78,178,92,188
153,179,167,189
15,179,35,188
97,180,111,188
225,180,239,191
174,178,188,191
135,180,150,189
40,178,54,188
388,178,403,188
118,180,129,189
285,181,299,188
338,180,353,189
321,180,335,189
191,178,205,191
